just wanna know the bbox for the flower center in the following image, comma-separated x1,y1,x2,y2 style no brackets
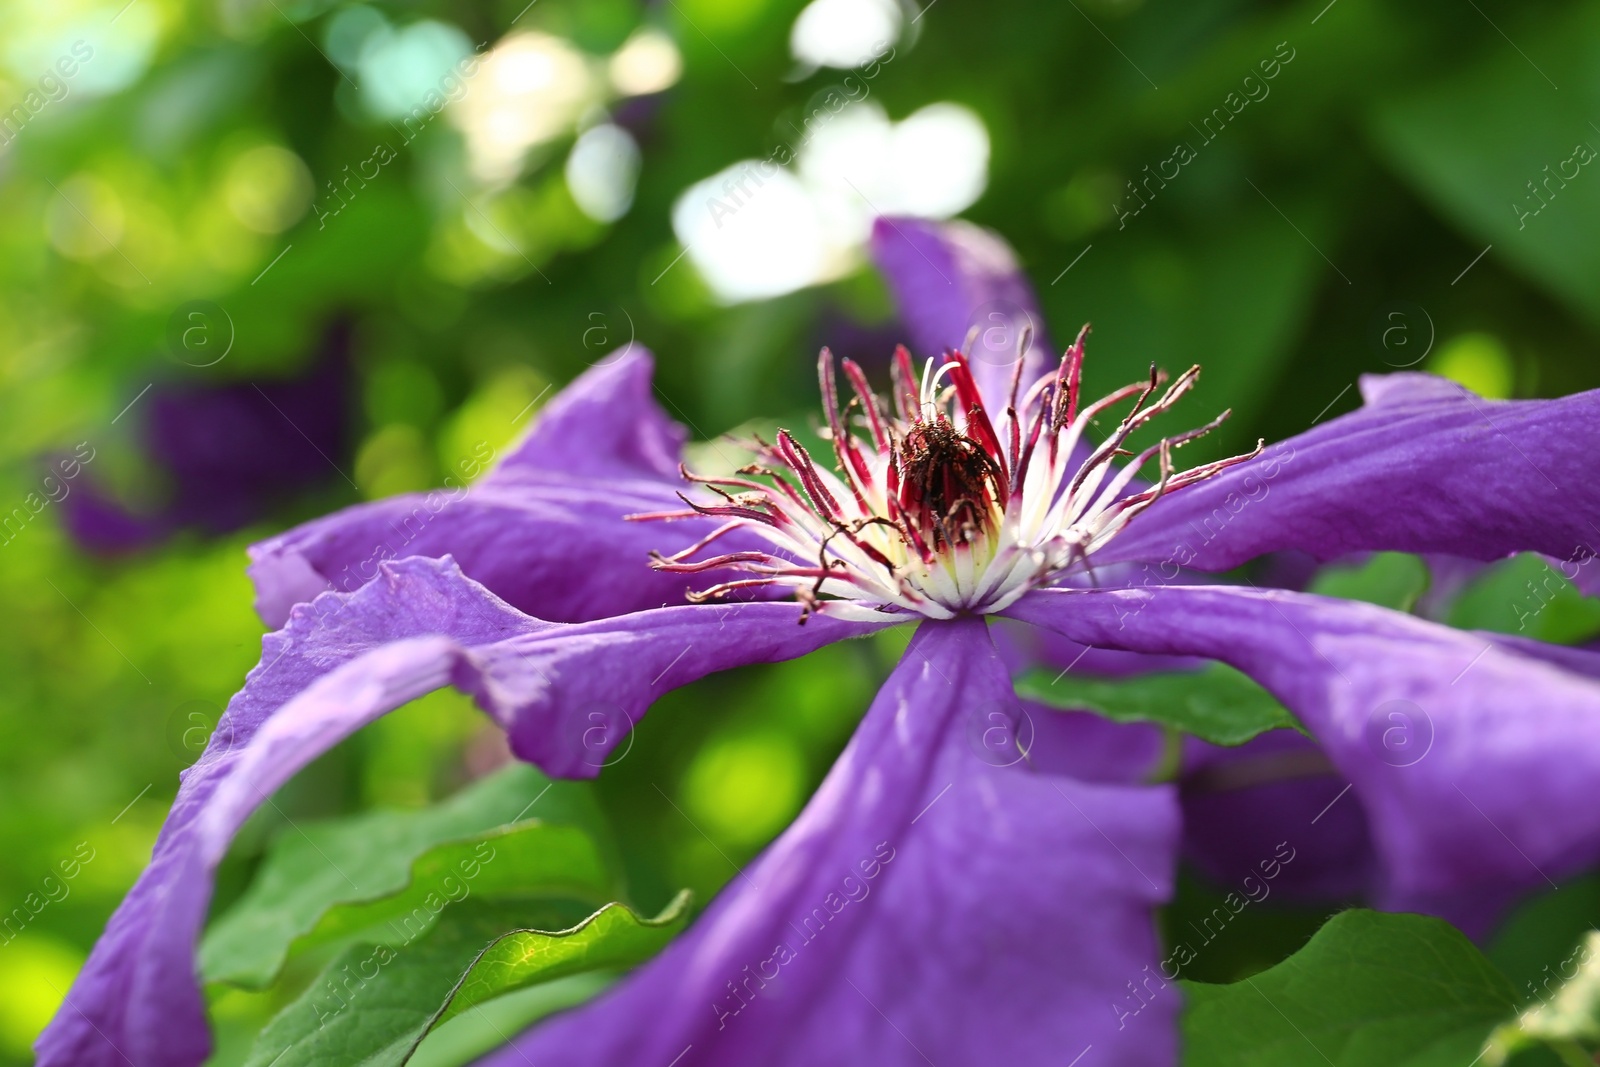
633,327,1261,621
897,418,1002,550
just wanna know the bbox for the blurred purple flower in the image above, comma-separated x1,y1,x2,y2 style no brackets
1179,730,1375,902
40,220,1600,1067
63,320,352,553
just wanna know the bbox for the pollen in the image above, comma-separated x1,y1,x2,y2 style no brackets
897,418,1002,550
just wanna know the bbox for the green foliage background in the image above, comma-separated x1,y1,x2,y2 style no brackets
1,0,1598,1062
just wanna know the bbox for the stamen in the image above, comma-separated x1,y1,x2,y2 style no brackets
890,345,919,422
817,350,875,513
649,519,750,563
635,328,1259,620
1055,322,1090,431
843,358,892,453
776,431,842,520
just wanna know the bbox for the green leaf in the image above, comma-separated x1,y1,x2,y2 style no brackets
403,974,613,1067
1509,930,1600,1049
1488,875,1600,1001
202,764,617,988
296,820,615,948
1045,207,1322,447
1368,4,1600,328
1447,554,1600,646
1309,552,1429,612
436,890,692,1024
1182,910,1521,1067
1016,662,1297,746
243,893,693,1067
1480,917,1600,1065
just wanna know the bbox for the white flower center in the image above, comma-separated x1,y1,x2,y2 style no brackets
635,329,1260,621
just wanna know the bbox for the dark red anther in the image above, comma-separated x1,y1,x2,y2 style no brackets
776,430,843,520
896,418,1001,549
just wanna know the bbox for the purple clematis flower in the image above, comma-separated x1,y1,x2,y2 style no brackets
40,217,1600,1067
1178,730,1375,902
63,319,354,554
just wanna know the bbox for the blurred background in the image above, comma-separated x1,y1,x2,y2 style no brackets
3,0,1600,1061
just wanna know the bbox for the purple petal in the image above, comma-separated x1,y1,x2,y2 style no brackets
471,601,902,779
1574,567,1600,598
1003,613,1205,679
62,321,354,555
248,348,730,627
39,559,891,1067
991,618,1186,787
1416,554,1489,620
36,560,536,1067
491,344,685,482
146,324,353,532
248,477,728,629
1468,629,1600,680
869,216,1054,412
1023,703,1169,786
1180,731,1376,901
1099,374,1600,573
59,477,169,554
483,618,1180,1067
1007,585,1600,934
